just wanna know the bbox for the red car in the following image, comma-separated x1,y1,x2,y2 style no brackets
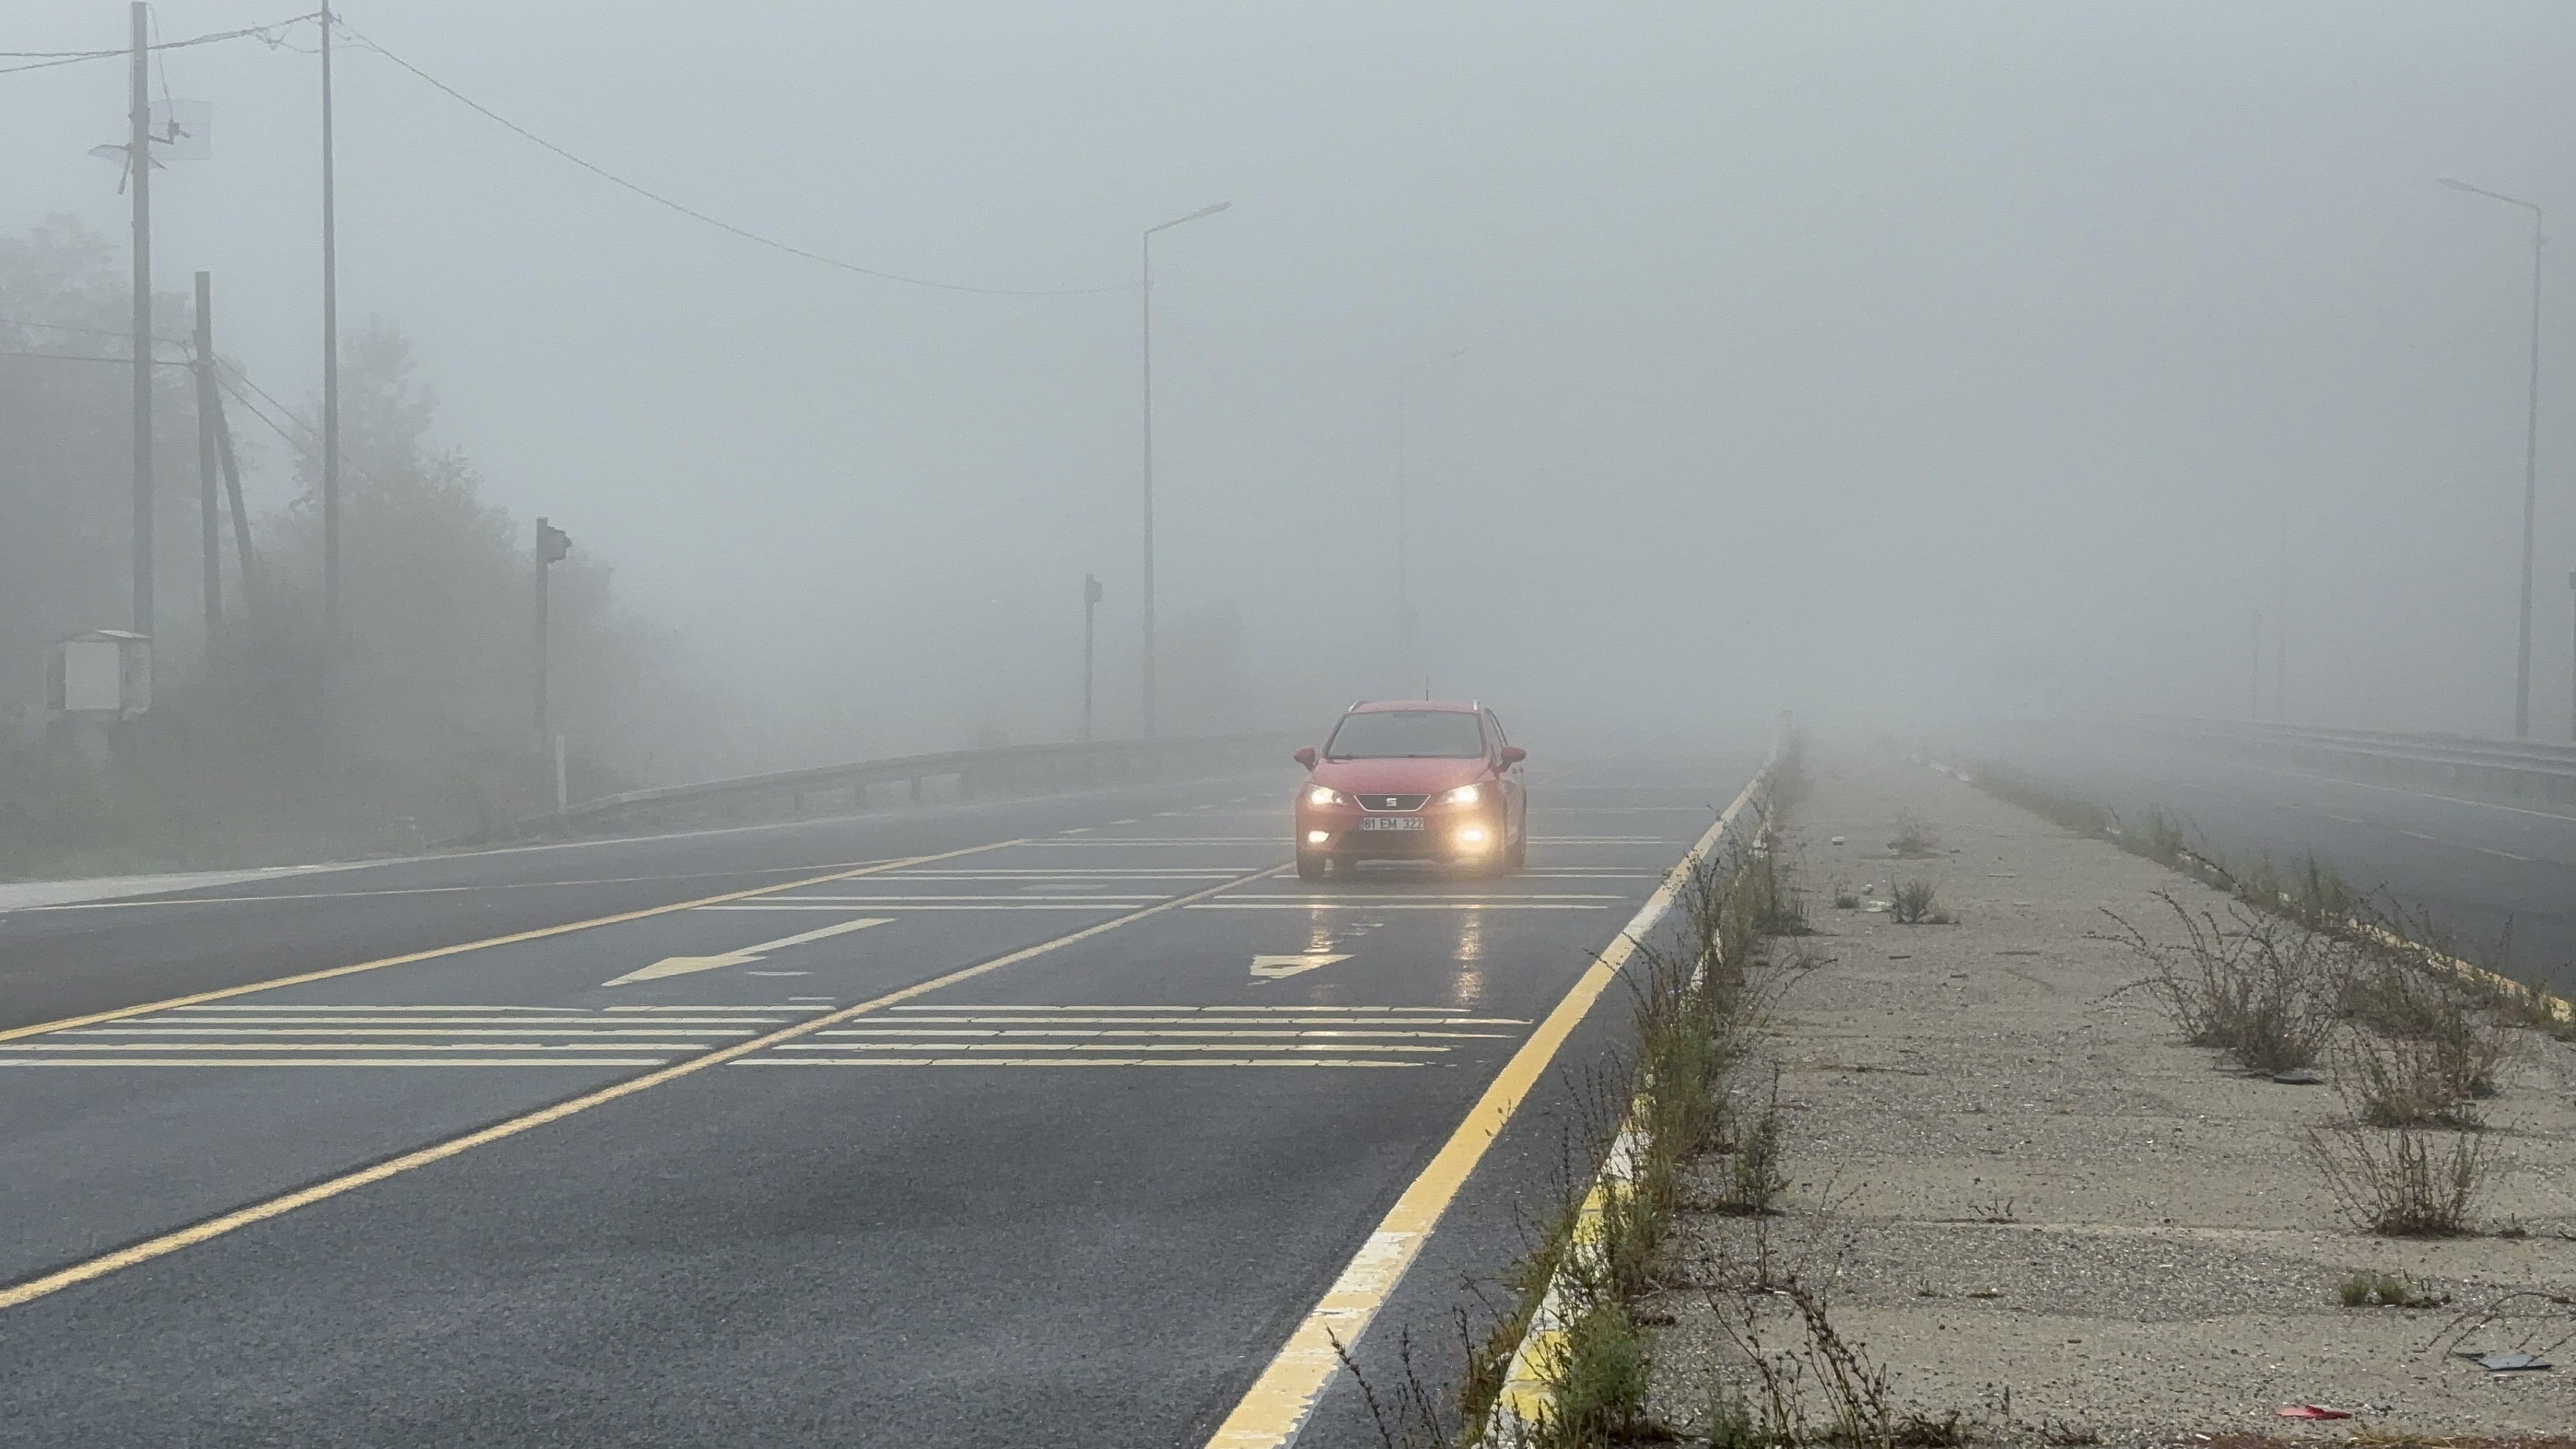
1291,700,1527,880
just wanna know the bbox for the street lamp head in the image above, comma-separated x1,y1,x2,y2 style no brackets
1148,201,1232,236
2440,176,2541,216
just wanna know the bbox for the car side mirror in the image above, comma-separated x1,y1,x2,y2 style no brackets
1292,747,1319,769
1499,746,1527,767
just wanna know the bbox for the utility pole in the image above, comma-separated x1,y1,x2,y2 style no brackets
2520,214,2545,739
1396,397,1412,689
129,2,152,640
1139,232,1155,739
2568,570,2575,744
209,380,256,618
533,517,572,743
1138,201,1228,740
2440,178,2545,737
193,272,221,648
1082,574,1103,743
320,2,341,663
2250,609,2264,721
2274,486,2289,722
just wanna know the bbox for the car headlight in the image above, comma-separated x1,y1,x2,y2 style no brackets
1439,784,1483,806
1307,786,1349,806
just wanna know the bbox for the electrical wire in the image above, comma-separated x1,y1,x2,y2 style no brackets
335,22,1134,299
0,12,318,76
0,349,190,365
0,316,190,345
214,362,315,446
213,360,390,490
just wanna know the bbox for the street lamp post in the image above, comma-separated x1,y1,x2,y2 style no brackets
1082,574,1104,743
2441,177,2546,738
1139,201,1229,739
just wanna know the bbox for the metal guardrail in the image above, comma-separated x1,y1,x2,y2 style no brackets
2143,716,2576,809
450,731,1300,846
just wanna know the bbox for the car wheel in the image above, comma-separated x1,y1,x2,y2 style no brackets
1296,853,1328,881
1504,829,1527,872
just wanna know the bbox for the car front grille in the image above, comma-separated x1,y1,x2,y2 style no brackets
1358,793,1430,812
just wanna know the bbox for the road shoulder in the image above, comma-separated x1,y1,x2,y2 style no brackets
1641,746,2576,1443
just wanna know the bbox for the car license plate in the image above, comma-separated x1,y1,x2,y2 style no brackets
1359,816,1425,831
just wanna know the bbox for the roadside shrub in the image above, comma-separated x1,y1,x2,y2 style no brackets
1721,1069,1789,1215
2304,1121,2492,1237
2111,894,2341,1074
2336,1269,2443,1308
1889,880,1952,926
1889,813,1940,858
2342,1030,2500,1130
2116,808,2187,868
1532,1300,1653,1448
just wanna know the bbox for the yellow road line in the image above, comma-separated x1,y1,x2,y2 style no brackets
757,1036,1453,1046
133,1016,797,1027
0,861,1287,1314
62,1021,752,1031
1201,767,1769,1449
0,1059,672,1068
0,1041,716,1052
736,1057,1417,1068
0,843,1017,1046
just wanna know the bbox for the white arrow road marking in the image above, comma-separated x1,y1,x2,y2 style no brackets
606,917,891,986
1249,953,1351,981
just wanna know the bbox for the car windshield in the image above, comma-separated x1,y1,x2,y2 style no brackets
1325,710,1486,760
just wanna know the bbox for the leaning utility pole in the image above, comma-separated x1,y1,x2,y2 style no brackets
193,272,222,646
319,2,342,659
206,379,257,618
129,2,153,640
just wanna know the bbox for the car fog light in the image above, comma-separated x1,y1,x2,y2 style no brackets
1457,827,1489,847
1306,830,1330,845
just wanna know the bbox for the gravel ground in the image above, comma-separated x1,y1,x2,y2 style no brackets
1639,746,2576,1445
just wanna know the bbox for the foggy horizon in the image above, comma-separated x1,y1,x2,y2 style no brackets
7,1,2575,778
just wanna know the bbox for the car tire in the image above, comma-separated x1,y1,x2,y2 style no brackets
1296,853,1328,881
1504,829,1527,872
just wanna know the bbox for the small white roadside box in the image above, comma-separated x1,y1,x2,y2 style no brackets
48,630,152,718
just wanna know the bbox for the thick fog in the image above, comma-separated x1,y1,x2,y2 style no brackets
7,1,2574,783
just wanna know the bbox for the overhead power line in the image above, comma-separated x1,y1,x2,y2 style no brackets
0,315,190,345
0,349,188,366
0,12,319,77
337,23,1133,299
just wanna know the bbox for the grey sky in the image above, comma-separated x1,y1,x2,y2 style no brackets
6,1,2571,760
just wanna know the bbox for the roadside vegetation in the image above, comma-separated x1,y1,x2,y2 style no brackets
1972,762,2566,1240
1342,741,1803,1449
1,218,716,877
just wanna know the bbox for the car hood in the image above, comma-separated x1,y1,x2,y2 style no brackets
1309,757,1490,795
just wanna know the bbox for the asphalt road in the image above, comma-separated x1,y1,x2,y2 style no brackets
1965,722,2576,994
0,749,1761,1447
